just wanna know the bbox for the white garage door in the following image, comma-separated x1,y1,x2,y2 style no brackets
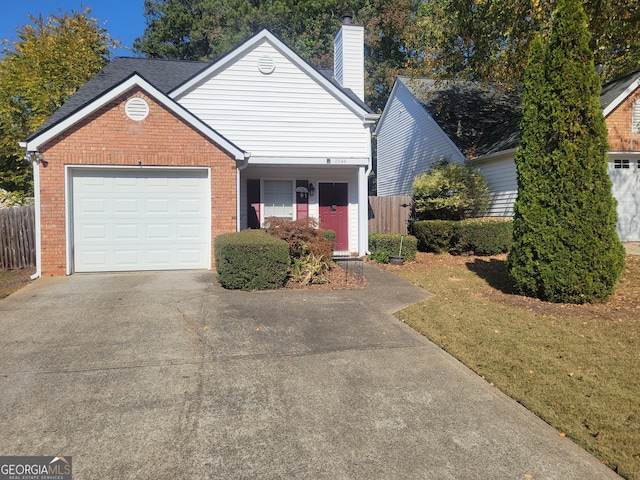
608,159,640,242
71,168,210,272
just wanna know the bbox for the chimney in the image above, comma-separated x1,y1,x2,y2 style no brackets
334,11,365,102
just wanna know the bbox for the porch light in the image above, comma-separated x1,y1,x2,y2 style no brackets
308,183,315,196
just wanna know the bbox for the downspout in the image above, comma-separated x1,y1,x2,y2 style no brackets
360,126,375,256
236,153,251,231
20,143,42,279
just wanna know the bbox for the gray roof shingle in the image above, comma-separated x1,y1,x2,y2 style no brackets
31,57,209,138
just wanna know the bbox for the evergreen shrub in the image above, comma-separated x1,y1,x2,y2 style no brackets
215,229,289,291
413,219,513,255
412,220,456,253
369,233,417,263
451,219,513,255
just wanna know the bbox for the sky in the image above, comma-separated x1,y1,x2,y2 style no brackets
2,1,147,54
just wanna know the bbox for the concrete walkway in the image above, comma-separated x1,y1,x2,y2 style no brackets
0,266,620,479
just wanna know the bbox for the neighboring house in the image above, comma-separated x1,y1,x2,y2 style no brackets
375,72,640,241
23,17,378,276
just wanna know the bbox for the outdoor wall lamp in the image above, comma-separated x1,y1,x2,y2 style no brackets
308,183,315,196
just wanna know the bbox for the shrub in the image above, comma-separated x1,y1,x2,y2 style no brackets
450,219,512,255
412,220,456,253
369,233,417,263
413,219,513,255
266,217,333,285
215,230,289,291
413,159,490,220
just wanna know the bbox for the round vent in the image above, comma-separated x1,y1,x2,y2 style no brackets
125,97,150,121
257,56,276,75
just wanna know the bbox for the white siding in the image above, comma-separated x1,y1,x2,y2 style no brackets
334,25,365,102
177,40,369,159
239,166,360,252
476,155,518,217
376,81,465,196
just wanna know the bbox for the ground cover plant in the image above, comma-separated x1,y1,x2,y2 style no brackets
385,252,640,479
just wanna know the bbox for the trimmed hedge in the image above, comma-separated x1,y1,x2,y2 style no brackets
369,233,417,263
215,229,289,291
412,220,456,253
413,219,512,256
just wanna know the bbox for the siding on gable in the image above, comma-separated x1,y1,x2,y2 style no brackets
177,41,370,159
376,82,465,196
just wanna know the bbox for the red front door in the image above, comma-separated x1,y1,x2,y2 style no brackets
319,183,348,251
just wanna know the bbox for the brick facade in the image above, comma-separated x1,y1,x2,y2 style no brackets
605,88,640,152
38,87,237,275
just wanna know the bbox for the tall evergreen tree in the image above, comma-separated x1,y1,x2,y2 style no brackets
507,0,625,304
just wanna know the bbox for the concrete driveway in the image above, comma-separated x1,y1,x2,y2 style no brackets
0,266,620,479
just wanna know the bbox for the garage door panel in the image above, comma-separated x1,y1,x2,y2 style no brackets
72,169,210,272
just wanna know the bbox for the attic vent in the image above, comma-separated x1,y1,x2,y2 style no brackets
125,97,149,121
257,56,276,75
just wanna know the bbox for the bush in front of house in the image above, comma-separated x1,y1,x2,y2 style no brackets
413,159,490,220
215,229,289,290
412,219,512,255
411,220,456,253
369,233,417,263
450,219,513,255
266,217,334,285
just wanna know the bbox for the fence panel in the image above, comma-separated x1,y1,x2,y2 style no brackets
368,196,413,235
0,206,36,270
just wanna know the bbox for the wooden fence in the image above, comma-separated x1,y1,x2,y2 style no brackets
0,206,36,270
368,195,413,235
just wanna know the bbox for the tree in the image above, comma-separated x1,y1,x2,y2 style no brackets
0,9,116,200
134,0,419,112
506,0,625,304
407,0,640,88
413,159,489,220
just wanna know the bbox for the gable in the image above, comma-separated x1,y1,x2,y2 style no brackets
606,86,640,152
25,75,246,161
173,31,376,161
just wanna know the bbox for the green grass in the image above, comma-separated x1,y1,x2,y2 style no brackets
394,255,640,479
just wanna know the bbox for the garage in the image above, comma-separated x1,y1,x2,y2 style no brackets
70,168,210,273
608,158,640,242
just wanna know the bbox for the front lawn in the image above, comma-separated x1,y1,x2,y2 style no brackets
387,253,640,480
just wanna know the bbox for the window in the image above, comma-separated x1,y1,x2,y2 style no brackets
263,180,294,219
633,99,640,134
614,159,630,169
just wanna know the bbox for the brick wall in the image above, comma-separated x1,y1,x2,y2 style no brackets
606,88,640,152
38,87,238,275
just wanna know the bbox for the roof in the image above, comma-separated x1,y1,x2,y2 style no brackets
601,70,640,116
34,58,209,136
398,77,522,158
399,69,640,159
32,29,376,141
25,74,248,161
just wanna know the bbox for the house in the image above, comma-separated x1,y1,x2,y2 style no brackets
23,16,378,277
375,72,640,241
